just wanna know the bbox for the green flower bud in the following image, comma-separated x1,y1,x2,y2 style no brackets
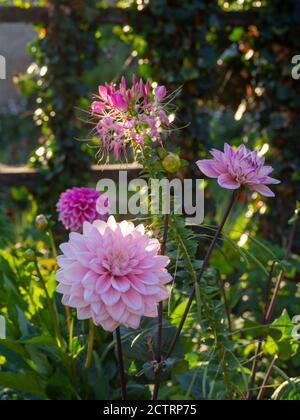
24,249,36,262
35,214,48,231
162,153,181,174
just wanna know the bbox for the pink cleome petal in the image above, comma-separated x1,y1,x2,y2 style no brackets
55,216,172,332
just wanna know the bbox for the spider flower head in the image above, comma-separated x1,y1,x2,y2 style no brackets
91,74,173,161
197,143,280,197
55,216,172,331
56,187,109,233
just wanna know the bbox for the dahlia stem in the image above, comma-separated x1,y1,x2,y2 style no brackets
85,319,95,370
257,355,278,400
166,191,236,359
247,216,297,400
48,228,57,260
115,327,127,400
246,261,277,400
34,259,62,348
152,214,170,401
47,225,72,346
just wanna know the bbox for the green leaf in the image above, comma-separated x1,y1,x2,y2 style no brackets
0,372,45,398
272,378,300,400
272,309,293,340
229,27,245,42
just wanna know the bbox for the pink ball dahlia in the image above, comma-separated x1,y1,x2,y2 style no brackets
197,143,280,197
57,187,108,232
55,216,172,332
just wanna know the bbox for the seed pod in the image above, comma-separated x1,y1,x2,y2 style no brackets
162,153,181,174
35,214,48,231
24,249,36,262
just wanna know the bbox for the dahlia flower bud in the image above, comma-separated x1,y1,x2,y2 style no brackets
56,187,109,233
162,153,181,174
55,216,172,332
35,214,49,231
197,143,280,197
24,248,36,262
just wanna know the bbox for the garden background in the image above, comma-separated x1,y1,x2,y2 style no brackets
0,0,299,401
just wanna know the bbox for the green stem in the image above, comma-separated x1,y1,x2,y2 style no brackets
166,191,236,359
85,319,95,369
115,327,127,400
34,259,62,348
48,228,57,260
152,214,169,401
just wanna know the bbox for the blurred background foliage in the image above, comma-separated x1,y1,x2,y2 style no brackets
1,0,299,243
0,0,299,400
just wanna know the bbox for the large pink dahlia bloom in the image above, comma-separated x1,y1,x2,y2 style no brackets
56,187,107,232
197,143,280,197
55,216,172,331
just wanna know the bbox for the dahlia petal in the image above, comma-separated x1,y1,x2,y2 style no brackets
140,272,159,285
100,317,119,332
119,220,135,236
63,262,88,282
158,271,173,285
91,301,105,316
111,277,131,293
77,306,92,320
73,251,94,268
151,255,170,270
84,288,98,303
93,220,108,235
81,271,98,289
144,304,158,317
146,239,160,253
59,243,73,257
68,295,88,308
217,174,241,190
83,221,93,235
250,183,275,197
135,224,145,235
258,166,274,177
121,288,143,311
264,176,281,185
106,301,126,322
57,256,75,269
107,216,117,231
125,314,141,329
56,283,71,294
62,294,70,306
129,276,147,294
196,160,220,178
101,287,121,306
143,285,162,295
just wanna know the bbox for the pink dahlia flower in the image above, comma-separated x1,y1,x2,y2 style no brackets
196,143,280,197
55,216,172,331
57,187,108,232
91,74,173,161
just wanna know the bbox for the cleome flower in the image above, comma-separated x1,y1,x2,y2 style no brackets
197,143,280,197
91,74,172,161
55,216,172,331
56,187,109,233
